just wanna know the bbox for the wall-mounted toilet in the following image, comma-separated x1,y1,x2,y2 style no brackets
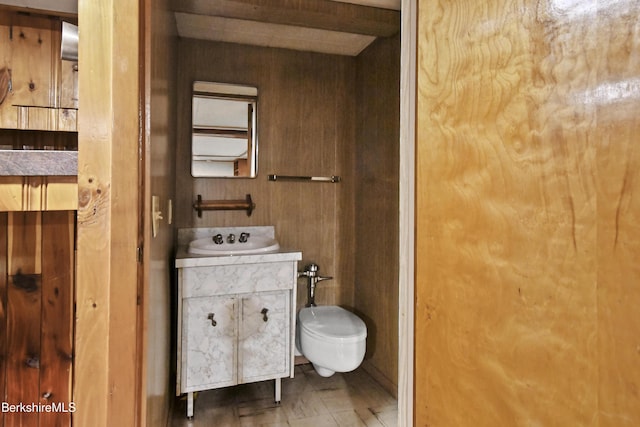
297,305,367,377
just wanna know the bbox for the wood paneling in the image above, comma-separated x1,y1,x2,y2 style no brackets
6,212,41,427
0,177,78,211
415,0,640,425
143,0,179,425
0,213,6,427
39,211,74,427
354,34,400,395
175,40,356,310
0,10,78,131
594,9,640,424
0,12,54,109
0,211,74,427
0,129,77,151
16,107,77,132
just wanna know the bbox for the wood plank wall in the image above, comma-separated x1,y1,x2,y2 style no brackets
0,10,78,132
354,34,400,395
0,130,77,151
144,0,178,425
175,40,357,310
0,211,74,427
415,0,640,425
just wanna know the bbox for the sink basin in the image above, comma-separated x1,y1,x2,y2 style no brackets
188,235,280,256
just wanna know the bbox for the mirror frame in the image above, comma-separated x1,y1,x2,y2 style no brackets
191,81,258,178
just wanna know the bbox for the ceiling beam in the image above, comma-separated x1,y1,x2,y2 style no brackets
172,0,400,37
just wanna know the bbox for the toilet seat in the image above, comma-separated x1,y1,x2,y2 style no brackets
299,306,367,344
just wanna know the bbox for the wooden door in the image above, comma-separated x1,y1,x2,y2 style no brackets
415,0,640,425
0,211,74,427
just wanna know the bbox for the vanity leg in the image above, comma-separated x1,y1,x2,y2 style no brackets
186,392,194,419
274,378,282,404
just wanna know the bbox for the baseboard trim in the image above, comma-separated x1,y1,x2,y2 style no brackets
362,360,398,399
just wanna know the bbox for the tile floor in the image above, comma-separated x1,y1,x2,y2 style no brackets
170,364,398,427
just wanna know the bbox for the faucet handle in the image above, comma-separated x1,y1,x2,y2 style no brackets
316,275,333,283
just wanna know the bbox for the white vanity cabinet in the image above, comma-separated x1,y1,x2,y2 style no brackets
175,248,301,419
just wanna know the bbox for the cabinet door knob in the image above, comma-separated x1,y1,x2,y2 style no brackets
261,308,269,322
207,313,217,327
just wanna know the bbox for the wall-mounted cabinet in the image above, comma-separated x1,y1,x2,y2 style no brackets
0,10,78,131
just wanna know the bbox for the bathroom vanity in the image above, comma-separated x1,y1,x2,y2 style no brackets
175,227,301,419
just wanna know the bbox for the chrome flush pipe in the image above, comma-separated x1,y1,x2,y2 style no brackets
298,263,332,307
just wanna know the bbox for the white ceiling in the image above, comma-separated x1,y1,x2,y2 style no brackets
175,12,377,56
175,0,401,56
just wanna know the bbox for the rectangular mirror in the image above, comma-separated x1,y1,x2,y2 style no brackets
191,81,258,178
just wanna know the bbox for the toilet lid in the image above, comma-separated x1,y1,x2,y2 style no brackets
299,306,367,343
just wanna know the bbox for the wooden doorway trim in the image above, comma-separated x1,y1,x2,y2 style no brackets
137,0,151,425
398,0,416,425
74,0,142,425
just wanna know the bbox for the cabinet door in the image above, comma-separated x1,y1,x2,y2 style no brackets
182,296,236,392
239,292,290,383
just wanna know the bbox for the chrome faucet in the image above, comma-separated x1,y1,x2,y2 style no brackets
298,263,332,307
226,233,236,244
239,232,250,243
212,234,224,245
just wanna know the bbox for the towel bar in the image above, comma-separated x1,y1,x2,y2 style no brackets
267,174,341,183
193,194,255,217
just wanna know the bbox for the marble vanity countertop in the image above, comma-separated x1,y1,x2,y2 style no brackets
175,248,302,268
178,226,276,246
176,226,301,268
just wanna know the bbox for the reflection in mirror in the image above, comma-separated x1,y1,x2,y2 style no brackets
191,82,258,178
